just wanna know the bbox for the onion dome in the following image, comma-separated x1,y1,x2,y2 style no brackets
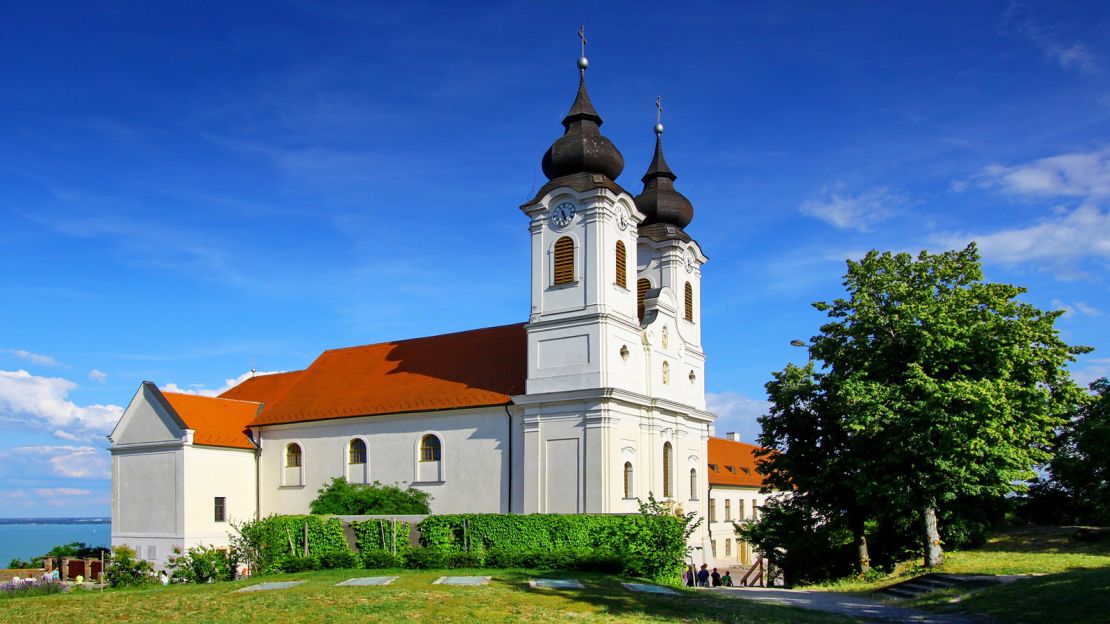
634,124,693,229
541,61,624,182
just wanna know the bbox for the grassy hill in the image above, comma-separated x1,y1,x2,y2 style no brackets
2,568,851,624
812,526,1110,624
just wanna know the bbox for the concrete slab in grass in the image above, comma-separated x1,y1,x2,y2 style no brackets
529,578,585,589
236,580,305,592
336,576,398,587
623,582,679,595
433,576,491,586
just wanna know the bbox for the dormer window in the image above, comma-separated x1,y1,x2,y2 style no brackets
709,463,719,472
726,465,737,474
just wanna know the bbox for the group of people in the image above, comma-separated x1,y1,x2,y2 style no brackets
684,563,733,588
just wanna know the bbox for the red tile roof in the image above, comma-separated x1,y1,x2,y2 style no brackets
161,392,260,450
219,370,303,404
236,324,527,427
706,437,766,488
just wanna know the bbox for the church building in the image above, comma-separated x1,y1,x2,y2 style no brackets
108,47,766,570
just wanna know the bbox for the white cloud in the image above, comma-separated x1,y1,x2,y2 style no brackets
2,349,61,367
1001,2,1101,75
0,369,122,441
88,369,108,383
161,370,285,397
1052,299,1101,318
799,186,907,231
938,204,1110,268
35,488,93,497
0,445,110,480
707,391,771,444
973,148,1110,198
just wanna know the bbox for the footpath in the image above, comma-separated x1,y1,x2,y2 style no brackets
714,586,991,623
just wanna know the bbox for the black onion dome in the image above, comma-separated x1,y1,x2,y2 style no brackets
634,133,693,228
541,74,624,181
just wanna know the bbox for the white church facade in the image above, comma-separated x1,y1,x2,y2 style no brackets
108,50,766,569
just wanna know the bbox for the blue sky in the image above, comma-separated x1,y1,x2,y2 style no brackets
2,1,1108,517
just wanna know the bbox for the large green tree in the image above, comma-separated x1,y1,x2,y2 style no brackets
759,244,1088,568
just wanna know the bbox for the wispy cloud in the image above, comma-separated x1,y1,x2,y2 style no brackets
0,445,110,480
88,369,108,383
799,185,908,232
0,370,122,441
2,349,61,367
162,369,285,397
969,147,1110,198
1001,1,1101,75
1052,299,1101,318
707,391,771,444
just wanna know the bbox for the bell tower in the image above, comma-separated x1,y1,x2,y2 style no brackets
519,31,646,397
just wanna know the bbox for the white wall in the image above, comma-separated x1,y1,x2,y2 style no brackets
182,445,257,550
257,407,510,516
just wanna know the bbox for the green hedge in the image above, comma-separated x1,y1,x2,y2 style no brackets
232,515,349,575
418,512,687,583
351,519,413,555
420,514,626,553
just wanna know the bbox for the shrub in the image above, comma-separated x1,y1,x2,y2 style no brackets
105,546,155,588
318,550,360,570
403,547,446,569
361,550,403,569
168,546,231,583
446,549,484,568
310,478,432,515
167,545,237,583
278,556,319,573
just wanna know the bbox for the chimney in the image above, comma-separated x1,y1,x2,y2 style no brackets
726,432,741,442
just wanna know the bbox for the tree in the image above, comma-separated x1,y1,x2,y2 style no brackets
1037,378,1110,524
309,478,432,515
760,244,1088,569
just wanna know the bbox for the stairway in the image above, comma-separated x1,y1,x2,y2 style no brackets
877,573,1004,599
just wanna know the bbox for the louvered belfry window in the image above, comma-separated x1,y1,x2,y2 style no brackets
553,237,574,285
637,278,650,321
615,241,627,288
684,281,694,321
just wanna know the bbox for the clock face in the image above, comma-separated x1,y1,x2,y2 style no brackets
684,251,696,273
550,201,576,228
617,208,629,231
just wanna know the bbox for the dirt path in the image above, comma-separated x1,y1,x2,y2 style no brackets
713,586,989,623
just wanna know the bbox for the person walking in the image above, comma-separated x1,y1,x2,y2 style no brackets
687,565,696,587
696,564,710,587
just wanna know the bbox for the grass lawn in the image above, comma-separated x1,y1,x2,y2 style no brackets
1,568,852,624
804,526,1110,624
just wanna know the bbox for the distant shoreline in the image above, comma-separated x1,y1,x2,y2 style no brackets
0,518,110,525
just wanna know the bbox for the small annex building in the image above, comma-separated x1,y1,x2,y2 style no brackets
108,48,771,569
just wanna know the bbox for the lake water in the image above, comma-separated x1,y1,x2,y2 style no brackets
0,523,111,566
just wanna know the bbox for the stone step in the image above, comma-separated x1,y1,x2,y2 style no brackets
880,586,921,598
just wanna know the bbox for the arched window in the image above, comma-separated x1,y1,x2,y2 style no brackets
661,326,669,349
553,237,574,285
637,278,650,321
623,461,634,498
684,282,694,322
690,468,698,500
662,361,670,384
420,434,441,462
615,241,627,288
662,442,673,498
285,443,302,468
348,439,366,464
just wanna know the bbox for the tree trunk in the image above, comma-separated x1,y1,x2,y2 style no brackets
923,506,943,567
851,516,870,575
